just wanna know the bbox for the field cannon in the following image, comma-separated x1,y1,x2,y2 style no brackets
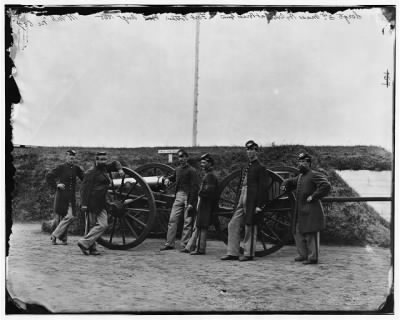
96,163,297,256
95,163,392,255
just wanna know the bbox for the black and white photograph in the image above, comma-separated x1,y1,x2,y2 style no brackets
4,2,396,316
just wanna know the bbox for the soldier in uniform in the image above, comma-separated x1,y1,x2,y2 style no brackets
184,153,219,255
46,149,84,245
221,140,268,262
281,152,331,264
77,152,124,256
160,149,200,251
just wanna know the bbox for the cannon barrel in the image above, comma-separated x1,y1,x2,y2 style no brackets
112,175,166,191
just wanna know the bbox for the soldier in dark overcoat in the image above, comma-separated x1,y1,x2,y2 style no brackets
46,149,84,245
184,153,219,255
221,140,268,261
281,152,331,264
77,152,124,255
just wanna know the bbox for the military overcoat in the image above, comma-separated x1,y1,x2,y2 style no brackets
238,159,269,225
283,169,331,234
46,163,84,216
196,171,219,228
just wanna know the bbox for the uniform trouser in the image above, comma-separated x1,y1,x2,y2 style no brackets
78,209,108,250
165,191,193,248
294,222,320,261
185,219,208,253
52,204,75,241
226,186,258,257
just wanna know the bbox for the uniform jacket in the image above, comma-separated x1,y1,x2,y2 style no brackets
238,159,269,225
196,170,219,228
80,161,122,214
282,169,331,234
168,164,200,207
46,163,84,216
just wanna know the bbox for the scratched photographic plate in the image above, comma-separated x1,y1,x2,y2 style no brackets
4,2,396,318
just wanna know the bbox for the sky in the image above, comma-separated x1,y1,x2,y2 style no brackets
9,7,395,150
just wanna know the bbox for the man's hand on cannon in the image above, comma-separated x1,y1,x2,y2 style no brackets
110,200,124,211
164,178,171,186
118,169,125,178
306,195,313,203
57,183,65,190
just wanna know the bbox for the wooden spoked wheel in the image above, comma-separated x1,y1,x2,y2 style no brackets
214,168,296,257
96,167,157,250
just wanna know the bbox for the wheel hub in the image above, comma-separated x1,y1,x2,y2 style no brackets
109,200,125,218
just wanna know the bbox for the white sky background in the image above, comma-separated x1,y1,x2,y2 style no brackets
10,8,394,150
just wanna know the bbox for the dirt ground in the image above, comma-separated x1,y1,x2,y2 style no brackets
6,223,392,313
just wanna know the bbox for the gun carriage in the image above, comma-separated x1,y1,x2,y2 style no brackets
96,163,297,256
96,163,391,255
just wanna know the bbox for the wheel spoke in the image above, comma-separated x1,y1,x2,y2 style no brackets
120,218,126,245
126,212,147,228
219,197,236,206
109,216,117,243
123,194,146,205
109,172,117,198
270,192,288,202
126,208,150,214
262,223,283,243
123,216,139,239
123,182,139,201
225,183,237,195
258,230,268,251
260,229,279,242
264,215,290,228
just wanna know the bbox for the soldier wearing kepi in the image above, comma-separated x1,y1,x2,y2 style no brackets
77,152,124,256
160,149,200,251
46,149,84,245
221,140,268,262
184,153,219,255
281,152,331,265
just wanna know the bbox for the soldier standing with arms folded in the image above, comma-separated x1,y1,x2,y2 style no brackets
280,152,331,265
221,140,268,262
160,149,200,252
184,153,219,255
46,149,84,245
77,151,124,256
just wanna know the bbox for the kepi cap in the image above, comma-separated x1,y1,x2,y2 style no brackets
177,149,188,157
298,152,312,161
245,140,259,150
66,149,76,156
200,153,214,165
